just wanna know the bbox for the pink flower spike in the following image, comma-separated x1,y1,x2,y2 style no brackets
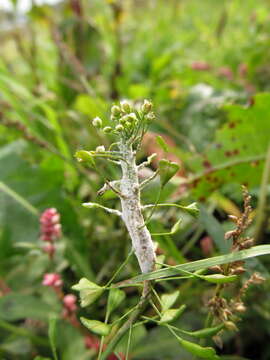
42,273,63,288
63,294,77,312
39,208,62,243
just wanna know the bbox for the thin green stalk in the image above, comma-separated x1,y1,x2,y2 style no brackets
100,280,152,360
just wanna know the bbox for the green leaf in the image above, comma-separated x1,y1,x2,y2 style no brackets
187,93,270,199
0,294,55,321
178,337,218,359
72,278,104,307
48,316,58,360
160,290,180,312
107,288,126,317
120,245,270,284
160,305,186,324
198,274,238,284
80,318,111,336
156,135,169,152
199,204,229,253
158,159,180,188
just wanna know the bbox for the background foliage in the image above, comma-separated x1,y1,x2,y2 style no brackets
0,0,270,359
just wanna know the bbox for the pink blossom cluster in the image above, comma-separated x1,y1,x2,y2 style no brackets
40,208,62,258
42,273,63,288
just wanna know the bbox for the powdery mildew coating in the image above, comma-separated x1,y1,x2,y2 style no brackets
119,140,156,273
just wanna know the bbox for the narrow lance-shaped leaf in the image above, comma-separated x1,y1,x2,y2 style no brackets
156,135,169,152
119,245,270,284
48,316,58,360
159,159,180,188
80,318,111,336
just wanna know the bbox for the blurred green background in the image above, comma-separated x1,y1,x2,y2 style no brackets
0,0,270,359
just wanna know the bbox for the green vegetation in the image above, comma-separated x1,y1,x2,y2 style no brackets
0,1,270,359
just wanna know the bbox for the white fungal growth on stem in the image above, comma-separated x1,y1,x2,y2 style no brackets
119,140,156,273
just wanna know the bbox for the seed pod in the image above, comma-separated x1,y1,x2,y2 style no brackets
224,321,238,331
177,337,217,359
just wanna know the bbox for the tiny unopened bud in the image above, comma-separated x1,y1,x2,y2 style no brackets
142,99,153,114
103,126,113,133
241,238,253,249
92,117,102,128
115,124,124,132
209,265,223,273
111,105,121,117
96,145,105,152
145,112,155,122
120,100,131,113
119,116,127,124
127,113,137,122
225,230,236,240
224,321,238,331
234,303,246,313
251,272,265,284
228,215,238,223
213,335,223,349
231,267,246,275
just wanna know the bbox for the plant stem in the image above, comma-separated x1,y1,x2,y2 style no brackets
100,280,152,360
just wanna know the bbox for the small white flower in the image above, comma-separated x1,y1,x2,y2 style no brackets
96,145,105,152
92,117,102,128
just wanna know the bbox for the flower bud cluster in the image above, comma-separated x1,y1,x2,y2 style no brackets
91,99,155,140
42,273,63,288
40,208,62,259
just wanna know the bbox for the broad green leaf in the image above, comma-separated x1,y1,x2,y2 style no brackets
160,305,186,324
119,245,270,284
72,278,104,307
156,135,169,152
159,159,180,187
80,318,111,336
160,290,180,311
0,294,55,321
187,93,270,199
48,316,58,360
107,288,126,317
